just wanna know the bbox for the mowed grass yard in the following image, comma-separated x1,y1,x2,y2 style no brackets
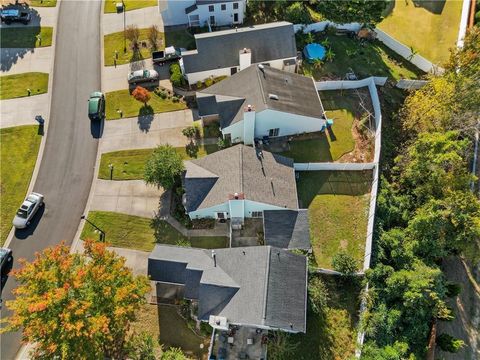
104,28,164,66
0,72,48,100
99,145,219,180
297,171,372,269
378,0,463,65
0,126,41,245
0,26,53,48
80,211,228,251
164,28,196,50
104,0,157,13
302,34,423,81
105,89,186,119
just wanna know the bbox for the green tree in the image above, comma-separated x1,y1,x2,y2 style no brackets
436,333,465,353
315,0,388,25
144,144,185,190
1,240,150,360
332,251,358,276
308,276,329,315
285,2,312,24
128,332,156,360
182,126,198,140
267,331,298,360
161,347,191,359
361,341,410,360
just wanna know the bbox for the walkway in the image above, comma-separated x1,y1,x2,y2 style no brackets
1,47,53,74
0,93,49,128
90,179,165,218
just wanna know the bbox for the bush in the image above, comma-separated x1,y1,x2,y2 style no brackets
436,333,465,353
172,96,179,103
204,77,213,87
332,251,357,276
158,90,167,99
446,282,462,297
170,72,185,87
169,63,181,75
308,276,329,315
196,80,203,89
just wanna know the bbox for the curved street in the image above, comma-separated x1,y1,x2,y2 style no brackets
0,1,101,358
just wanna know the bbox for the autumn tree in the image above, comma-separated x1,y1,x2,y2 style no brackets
148,25,161,51
1,240,150,359
125,25,140,50
144,144,185,190
314,0,388,25
132,86,151,106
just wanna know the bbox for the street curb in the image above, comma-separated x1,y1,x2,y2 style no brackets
4,2,61,250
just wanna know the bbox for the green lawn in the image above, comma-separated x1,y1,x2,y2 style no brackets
0,72,48,100
104,28,164,66
105,89,186,119
0,26,53,48
164,28,196,50
297,171,372,269
132,304,208,358
279,274,362,360
378,0,463,65
104,0,157,13
0,126,42,245
98,145,219,180
302,34,423,81
80,211,228,251
28,0,57,6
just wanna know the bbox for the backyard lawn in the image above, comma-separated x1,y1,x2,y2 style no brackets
105,89,186,119
132,304,208,358
378,0,463,65
0,72,48,100
297,171,372,269
0,126,41,245
0,26,53,48
302,34,423,81
27,0,57,6
279,274,362,360
104,0,157,13
80,211,228,251
104,28,164,66
98,145,219,180
164,28,196,50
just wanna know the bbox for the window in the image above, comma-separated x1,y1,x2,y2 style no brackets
221,4,226,10
216,212,226,219
210,15,215,25
251,211,263,218
233,13,238,22
230,67,237,75
209,5,214,12
269,128,280,137
233,2,239,9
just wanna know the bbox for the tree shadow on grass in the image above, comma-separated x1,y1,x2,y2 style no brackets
137,104,154,132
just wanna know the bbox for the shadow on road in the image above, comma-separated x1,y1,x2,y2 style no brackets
90,118,104,138
0,257,14,294
14,205,45,240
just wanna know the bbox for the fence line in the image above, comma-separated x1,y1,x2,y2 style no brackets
457,0,472,48
294,162,375,171
293,21,362,34
395,79,428,90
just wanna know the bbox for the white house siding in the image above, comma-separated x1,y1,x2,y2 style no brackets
243,110,255,145
188,200,287,220
192,1,245,27
222,120,244,144
189,202,229,219
254,109,325,139
160,0,194,26
228,199,244,218
243,200,288,216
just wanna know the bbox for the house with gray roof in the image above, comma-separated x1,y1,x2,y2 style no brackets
148,244,308,333
179,22,297,85
161,0,246,28
197,64,326,145
183,144,299,222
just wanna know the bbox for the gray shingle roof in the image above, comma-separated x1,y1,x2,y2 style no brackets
183,144,299,212
198,65,325,127
148,244,307,332
263,210,311,250
182,22,296,74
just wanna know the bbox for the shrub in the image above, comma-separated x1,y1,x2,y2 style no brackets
446,282,462,297
436,333,465,353
204,77,213,87
196,80,203,89
182,126,197,139
158,90,167,99
308,276,329,315
170,72,185,87
172,96,179,103
332,251,358,276
169,63,181,75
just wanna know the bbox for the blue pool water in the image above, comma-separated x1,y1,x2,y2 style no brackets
303,43,326,61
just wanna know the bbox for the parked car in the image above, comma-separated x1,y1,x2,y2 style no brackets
152,46,181,64
127,69,159,85
12,192,44,229
0,248,13,277
0,9,31,24
88,91,105,121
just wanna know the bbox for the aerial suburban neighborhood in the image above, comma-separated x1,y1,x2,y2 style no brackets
0,1,479,359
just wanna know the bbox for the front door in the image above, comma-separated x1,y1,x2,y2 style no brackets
233,13,239,23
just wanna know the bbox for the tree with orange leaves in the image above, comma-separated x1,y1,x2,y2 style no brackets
132,86,151,107
1,240,150,359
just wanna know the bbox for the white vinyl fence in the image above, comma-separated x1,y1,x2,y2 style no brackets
294,162,375,171
395,79,428,90
294,21,362,34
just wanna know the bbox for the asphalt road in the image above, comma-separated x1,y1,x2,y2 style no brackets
0,1,101,359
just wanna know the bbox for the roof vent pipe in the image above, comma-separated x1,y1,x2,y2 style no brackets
234,192,239,199
247,104,252,112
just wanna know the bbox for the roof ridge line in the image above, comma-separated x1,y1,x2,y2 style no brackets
261,246,271,322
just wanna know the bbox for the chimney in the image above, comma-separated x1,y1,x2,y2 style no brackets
239,48,251,71
247,104,252,112
234,192,239,200
211,250,217,267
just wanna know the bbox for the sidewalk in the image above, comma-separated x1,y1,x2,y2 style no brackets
100,109,193,153
90,179,165,218
102,6,163,35
0,93,49,128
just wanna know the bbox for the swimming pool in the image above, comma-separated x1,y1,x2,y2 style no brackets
303,43,326,62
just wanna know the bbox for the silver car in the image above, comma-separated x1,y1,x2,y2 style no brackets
12,192,44,229
127,69,159,85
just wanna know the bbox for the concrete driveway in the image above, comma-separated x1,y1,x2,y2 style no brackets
100,109,193,153
102,6,164,35
1,46,53,74
90,179,165,218
0,93,49,128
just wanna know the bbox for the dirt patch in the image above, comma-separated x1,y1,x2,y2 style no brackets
338,120,374,163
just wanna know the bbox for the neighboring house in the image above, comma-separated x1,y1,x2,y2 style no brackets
180,22,297,84
182,144,299,222
148,244,307,333
197,64,326,145
160,0,246,28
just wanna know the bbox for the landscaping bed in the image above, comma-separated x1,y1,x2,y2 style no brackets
0,26,53,48
98,144,219,180
0,125,41,244
0,72,48,100
104,0,157,13
103,28,164,66
105,89,186,119
296,170,372,269
80,211,228,251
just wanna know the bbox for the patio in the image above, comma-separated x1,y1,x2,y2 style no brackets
211,326,267,360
